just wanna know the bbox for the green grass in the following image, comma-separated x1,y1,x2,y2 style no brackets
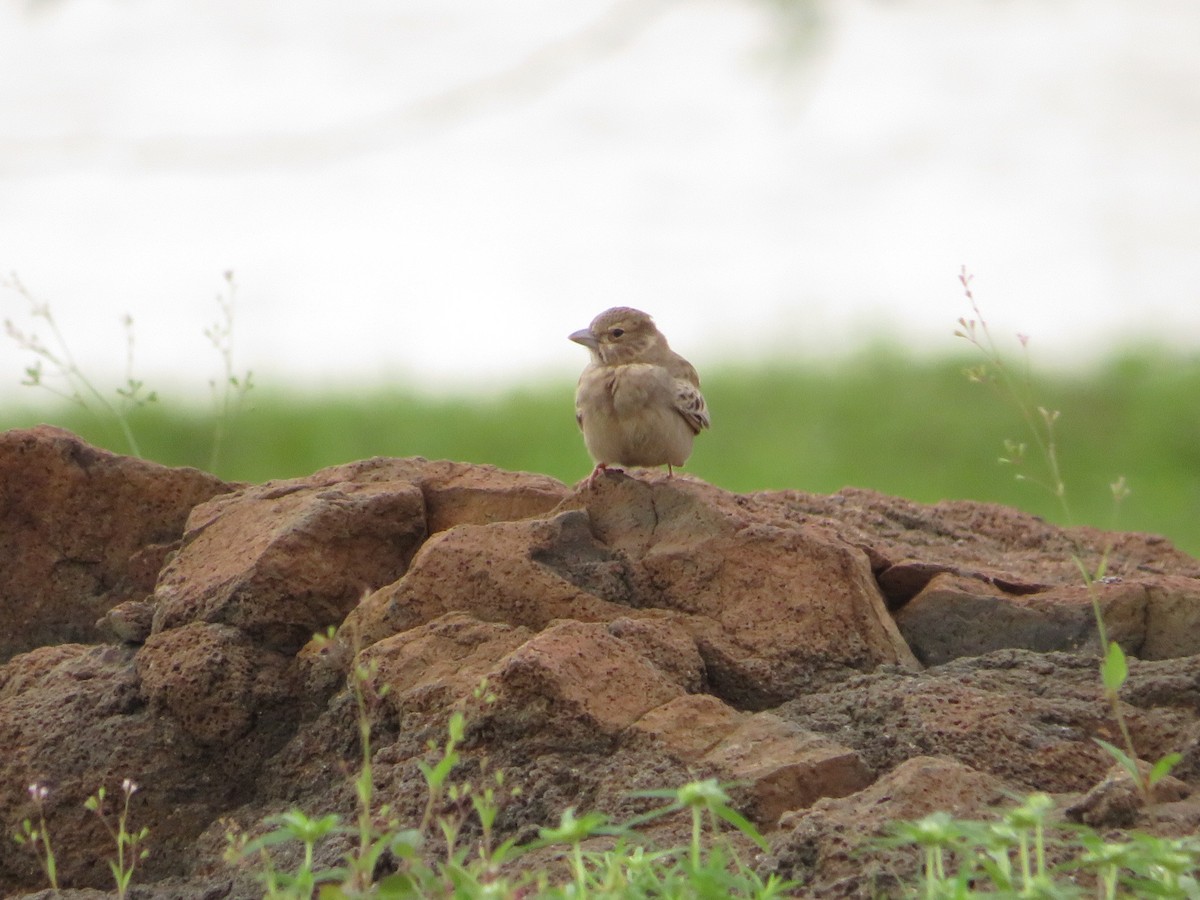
4,346,1198,556
885,796,1200,899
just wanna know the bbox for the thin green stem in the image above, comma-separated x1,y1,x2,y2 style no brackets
690,806,703,871
956,269,1162,805
572,841,587,895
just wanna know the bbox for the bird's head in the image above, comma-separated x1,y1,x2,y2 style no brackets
569,307,666,366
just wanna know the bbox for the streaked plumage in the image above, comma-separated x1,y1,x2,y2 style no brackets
569,307,709,486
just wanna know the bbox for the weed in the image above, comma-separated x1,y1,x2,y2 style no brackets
12,782,59,893
204,270,254,473
3,273,157,456
84,778,151,899
3,271,253,473
12,778,149,897
885,794,1200,899
954,266,1179,801
225,811,344,899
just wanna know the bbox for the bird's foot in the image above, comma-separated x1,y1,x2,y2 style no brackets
585,463,622,489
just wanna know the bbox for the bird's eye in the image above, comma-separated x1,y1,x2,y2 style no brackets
610,328,625,338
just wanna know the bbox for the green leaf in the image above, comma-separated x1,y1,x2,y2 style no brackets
374,872,419,897
1101,641,1128,694
712,804,769,853
1148,753,1183,787
387,828,423,859
448,710,465,743
537,807,610,845
488,834,523,867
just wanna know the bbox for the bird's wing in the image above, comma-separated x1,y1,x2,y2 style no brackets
673,378,710,433
666,354,701,386
658,351,709,433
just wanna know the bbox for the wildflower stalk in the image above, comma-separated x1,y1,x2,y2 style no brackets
4,274,155,456
13,782,59,893
205,270,254,473
85,779,150,900
955,266,1178,803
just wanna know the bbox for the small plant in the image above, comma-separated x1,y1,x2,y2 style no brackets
521,781,791,899
12,778,149,897
84,778,151,899
4,271,254,474
205,270,254,472
886,794,1200,899
4,273,157,456
535,806,624,895
416,710,463,839
630,779,770,870
225,811,344,899
341,643,393,891
12,782,59,893
225,636,526,898
954,267,1178,801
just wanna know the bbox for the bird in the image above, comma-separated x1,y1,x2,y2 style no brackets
569,307,710,487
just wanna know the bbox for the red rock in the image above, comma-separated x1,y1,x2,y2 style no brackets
1066,761,1192,829
252,456,569,534
1143,575,1200,659
152,471,428,651
634,694,872,826
570,474,921,706
0,434,1198,897
345,509,643,646
0,426,231,660
0,643,253,889
135,622,290,745
484,619,685,749
895,571,1200,666
605,615,705,693
359,611,534,719
767,756,1011,896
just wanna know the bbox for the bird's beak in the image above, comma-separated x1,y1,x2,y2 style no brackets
569,328,599,350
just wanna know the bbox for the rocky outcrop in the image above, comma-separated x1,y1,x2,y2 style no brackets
1,427,1199,897
0,425,232,661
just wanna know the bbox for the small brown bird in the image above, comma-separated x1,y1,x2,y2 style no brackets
569,307,710,487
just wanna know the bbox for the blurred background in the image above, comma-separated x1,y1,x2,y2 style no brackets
2,0,1198,552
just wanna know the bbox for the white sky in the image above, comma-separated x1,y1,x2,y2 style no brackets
2,0,1198,401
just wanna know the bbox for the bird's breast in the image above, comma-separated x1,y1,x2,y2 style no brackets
607,363,673,415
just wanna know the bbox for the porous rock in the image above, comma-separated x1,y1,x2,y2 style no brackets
779,649,1200,794
358,611,535,721
150,476,428,652
483,619,686,751
571,475,921,707
0,426,232,661
634,694,872,827
2,435,1200,899
351,474,921,710
1065,761,1192,829
150,457,569,653
0,643,271,891
763,755,1011,895
894,572,1147,665
135,622,291,745
344,509,637,646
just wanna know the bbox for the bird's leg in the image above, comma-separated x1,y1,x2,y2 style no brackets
667,464,675,478
586,462,610,490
